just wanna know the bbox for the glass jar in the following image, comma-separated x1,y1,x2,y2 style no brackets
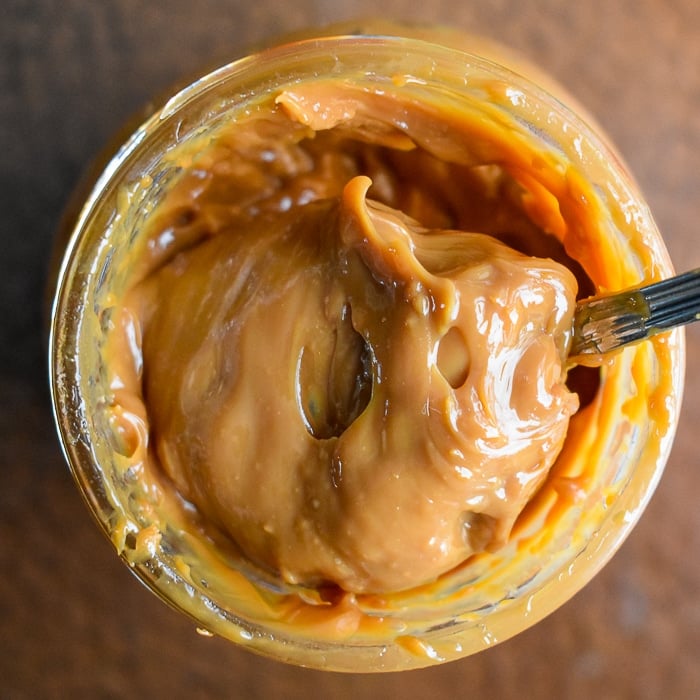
49,28,685,671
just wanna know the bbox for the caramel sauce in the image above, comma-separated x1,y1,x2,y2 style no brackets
96,74,679,649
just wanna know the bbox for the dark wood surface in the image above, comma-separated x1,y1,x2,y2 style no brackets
2,2,699,697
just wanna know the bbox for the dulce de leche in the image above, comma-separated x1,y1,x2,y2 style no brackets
108,81,584,594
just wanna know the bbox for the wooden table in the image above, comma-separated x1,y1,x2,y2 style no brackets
2,2,699,697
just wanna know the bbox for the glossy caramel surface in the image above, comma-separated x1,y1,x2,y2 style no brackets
115,96,578,592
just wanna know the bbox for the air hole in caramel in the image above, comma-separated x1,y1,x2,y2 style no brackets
174,206,197,227
565,364,601,410
297,305,372,440
437,326,470,388
461,511,497,552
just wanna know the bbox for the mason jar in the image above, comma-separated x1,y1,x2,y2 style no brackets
49,25,685,671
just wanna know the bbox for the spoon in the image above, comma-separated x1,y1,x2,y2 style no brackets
569,267,700,361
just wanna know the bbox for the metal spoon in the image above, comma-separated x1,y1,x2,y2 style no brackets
569,268,700,361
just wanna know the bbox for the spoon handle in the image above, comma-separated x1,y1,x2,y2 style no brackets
569,267,700,359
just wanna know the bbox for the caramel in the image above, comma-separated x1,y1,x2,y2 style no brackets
112,84,581,594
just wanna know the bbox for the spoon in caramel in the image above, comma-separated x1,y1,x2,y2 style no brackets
569,267,700,361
